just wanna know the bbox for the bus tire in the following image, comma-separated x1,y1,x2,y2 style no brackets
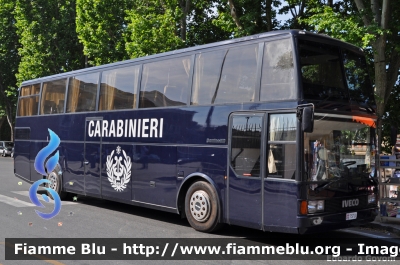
185,181,221,233
46,164,69,200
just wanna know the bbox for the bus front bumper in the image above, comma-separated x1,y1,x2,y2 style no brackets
297,207,378,234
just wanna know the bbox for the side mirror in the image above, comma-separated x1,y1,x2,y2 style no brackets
302,107,314,132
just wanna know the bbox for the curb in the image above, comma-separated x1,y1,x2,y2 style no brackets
361,222,400,237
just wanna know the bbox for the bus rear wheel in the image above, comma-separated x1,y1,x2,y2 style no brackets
46,164,69,200
185,181,221,233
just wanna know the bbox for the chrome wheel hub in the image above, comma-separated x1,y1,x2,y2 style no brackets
47,172,58,190
189,190,211,222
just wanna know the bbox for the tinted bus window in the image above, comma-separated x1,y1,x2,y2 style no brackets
214,44,259,104
268,113,296,179
342,51,374,105
66,72,99,113
230,115,262,177
17,84,40,116
20,83,40,96
139,57,191,108
191,49,227,105
99,65,140,111
260,39,295,101
40,78,67,114
192,44,259,105
299,40,346,100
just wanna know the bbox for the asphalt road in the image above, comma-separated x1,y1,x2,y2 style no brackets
0,156,398,265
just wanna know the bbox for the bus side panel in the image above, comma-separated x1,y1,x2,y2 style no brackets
264,180,300,228
14,140,31,181
131,145,177,207
62,142,85,194
29,141,46,182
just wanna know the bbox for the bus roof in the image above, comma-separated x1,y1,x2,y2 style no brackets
20,29,362,86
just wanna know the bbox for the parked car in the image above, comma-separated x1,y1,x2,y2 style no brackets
0,141,14,157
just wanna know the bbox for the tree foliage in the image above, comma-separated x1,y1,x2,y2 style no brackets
15,0,85,84
76,0,133,66
124,0,185,58
0,0,20,140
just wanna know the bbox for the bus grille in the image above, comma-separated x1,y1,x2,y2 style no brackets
324,195,369,213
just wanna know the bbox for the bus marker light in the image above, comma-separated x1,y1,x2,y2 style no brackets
243,173,251,177
300,201,308,215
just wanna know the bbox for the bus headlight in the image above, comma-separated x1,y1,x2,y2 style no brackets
308,200,325,213
368,194,376,204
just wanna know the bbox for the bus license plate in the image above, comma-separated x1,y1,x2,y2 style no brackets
346,212,357,220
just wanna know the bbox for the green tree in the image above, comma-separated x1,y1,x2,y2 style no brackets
303,0,400,153
185,0,232,46
76,0,134,66
214,0,281,37
0,0,20,141
124,0,185,58
15,0,85,84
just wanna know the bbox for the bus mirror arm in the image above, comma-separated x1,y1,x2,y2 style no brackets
298,105,314,133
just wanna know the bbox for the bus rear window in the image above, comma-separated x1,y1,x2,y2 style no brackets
17,83,40,116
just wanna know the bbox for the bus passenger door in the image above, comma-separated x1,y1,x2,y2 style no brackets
227,113,265,229
84,117,102,197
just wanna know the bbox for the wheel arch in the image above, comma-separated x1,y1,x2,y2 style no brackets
176,172,222,222
42,163,63,183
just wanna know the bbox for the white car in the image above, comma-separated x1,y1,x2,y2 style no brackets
0,141,14,157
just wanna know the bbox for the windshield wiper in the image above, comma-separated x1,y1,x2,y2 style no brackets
313,177,342,193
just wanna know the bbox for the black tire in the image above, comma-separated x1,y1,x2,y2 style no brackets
185,181,221,233
46,164,69,200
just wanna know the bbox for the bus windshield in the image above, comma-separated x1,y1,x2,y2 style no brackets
299,39,374,106
300,40,347,101
304,114,376,181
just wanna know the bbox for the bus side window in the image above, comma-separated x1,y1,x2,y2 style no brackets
260,39,295,101
268,113,296,179
66,73,99,113
191,49,227,105
17,83,40,116
99,65,140,111
40,78,67,115
191,44,258,105
139,56,191,108
214,44,259,104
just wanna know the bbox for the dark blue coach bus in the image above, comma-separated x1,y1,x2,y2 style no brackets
14,30,378,234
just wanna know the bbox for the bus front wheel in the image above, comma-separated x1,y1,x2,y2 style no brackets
46,164,69,200
185,181,221,233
